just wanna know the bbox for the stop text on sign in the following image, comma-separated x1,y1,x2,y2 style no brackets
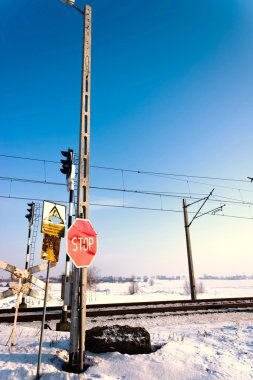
72,237,94,252
66,219,98,268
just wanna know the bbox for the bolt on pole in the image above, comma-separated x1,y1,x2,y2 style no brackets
183,199,197,301
69,4,92,373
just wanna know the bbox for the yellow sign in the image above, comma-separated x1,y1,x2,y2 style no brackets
41,221,65,238
41,201,66,263
41,201,66,237
47,205,64,223
41,233,61,263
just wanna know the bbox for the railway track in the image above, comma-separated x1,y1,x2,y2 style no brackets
0,297,252,323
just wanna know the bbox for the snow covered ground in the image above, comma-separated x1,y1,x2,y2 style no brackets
92,279,253,303
0,279,252,379
2,278,252,308
0,311,252,379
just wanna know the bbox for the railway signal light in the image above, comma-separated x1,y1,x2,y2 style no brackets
25,202,35,224
60,149,73,177
60,148,75,192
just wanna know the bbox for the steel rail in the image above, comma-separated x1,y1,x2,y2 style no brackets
0,297,252,323
1,296,252,314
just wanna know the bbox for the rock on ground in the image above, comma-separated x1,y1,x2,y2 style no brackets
86,325,151,355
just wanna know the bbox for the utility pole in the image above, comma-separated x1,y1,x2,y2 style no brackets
69,4,92,373
182,190,225,301
21,202,35,307
183,199,196,301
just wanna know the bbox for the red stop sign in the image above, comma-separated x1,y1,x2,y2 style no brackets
66,218,98,268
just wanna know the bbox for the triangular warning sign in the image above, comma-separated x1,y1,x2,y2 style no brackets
48,206,64,224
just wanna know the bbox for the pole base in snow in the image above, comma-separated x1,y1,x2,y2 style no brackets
63,361,90,374
19,301,28,309
56,320,70,332
56,309,70,331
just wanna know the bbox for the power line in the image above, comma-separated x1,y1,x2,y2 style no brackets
91,186,253,206
0,195,68,205
90,165,250,183
0,153,250,184
163,176,253,193
0,194,252,220
0,154,59,164
1,175,253,206
212,213,253,221
0,176,65,186
89,202,182,213
0,195,180,213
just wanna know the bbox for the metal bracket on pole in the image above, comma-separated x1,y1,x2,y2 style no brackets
187,189,215,227
183,189,225,301
195,204,226,219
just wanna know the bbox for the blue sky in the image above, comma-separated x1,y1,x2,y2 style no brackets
1,0,253,278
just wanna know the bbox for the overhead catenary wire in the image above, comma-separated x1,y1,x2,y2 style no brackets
0,154,59,164
1,154,253,221
0,176,65,186
0,176,245,204
0,194,252,220
0,194,181,213
87,164,250,184
1,175,253,207
0,153,251,184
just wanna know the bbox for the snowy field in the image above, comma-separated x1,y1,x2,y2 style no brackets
0,311,252,379
0,279,252,379
1,278,253,308
91,279,253,304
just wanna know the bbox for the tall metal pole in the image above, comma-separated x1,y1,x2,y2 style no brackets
57,156,75,330
183,199,196,301
36,260,51,380
69,4,91,373
21,202,35,307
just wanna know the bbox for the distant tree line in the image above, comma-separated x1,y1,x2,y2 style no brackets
155,275,181,280
199,274,253,280
1,272,253,286
99,275,184,283
99,276,132,283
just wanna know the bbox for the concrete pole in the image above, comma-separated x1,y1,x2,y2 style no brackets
183,199,197,301
69,5,92,373
78,5,91,371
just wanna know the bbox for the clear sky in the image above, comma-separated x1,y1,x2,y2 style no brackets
1,0,253,278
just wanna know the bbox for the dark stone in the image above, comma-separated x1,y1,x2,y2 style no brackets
86,325,151,355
